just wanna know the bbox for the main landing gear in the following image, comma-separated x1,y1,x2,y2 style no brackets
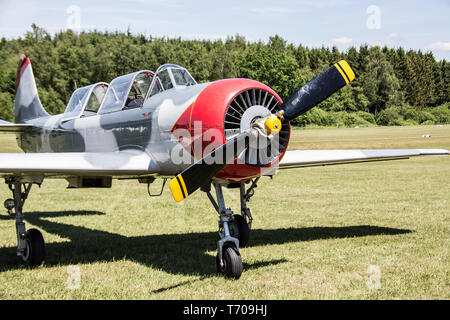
3,177,45,267
204,178,258,278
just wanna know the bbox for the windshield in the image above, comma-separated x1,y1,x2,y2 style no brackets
158,69,173,90
85,84,109,113
100,74,133,114
172,68,196,86
123,72,153,109
134,72,153,95
149,78,163,97
99,71,154,114
65,85,93,113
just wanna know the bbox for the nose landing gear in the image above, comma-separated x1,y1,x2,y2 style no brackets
204,179,258,278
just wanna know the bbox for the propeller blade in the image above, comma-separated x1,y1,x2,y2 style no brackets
279,60,355,121
169,131,251,202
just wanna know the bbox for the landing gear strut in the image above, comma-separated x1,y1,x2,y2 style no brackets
204,179,258,278
4,177,45,267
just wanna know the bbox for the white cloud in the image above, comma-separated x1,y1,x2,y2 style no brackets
332,36,353,45
385,33,402,46
425,42,450,51
370,33,404,48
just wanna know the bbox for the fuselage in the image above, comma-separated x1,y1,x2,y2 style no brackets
17,79,290,182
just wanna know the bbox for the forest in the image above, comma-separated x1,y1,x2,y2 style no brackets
0,24,449,127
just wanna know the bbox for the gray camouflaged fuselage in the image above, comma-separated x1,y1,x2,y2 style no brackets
18,83,210,176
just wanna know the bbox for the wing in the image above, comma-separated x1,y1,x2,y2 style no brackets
278,149,449,169
0,120,34,132
0,150,159,177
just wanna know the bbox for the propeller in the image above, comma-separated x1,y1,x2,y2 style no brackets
169,60,355,202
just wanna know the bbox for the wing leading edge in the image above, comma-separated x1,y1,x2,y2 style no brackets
278,149,449,169
0,150,159,177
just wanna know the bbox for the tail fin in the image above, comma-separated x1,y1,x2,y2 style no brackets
13,54,49,123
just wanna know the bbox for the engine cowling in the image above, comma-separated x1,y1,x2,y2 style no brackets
171,78,290,182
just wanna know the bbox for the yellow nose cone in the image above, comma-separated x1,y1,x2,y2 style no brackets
265,115,282,135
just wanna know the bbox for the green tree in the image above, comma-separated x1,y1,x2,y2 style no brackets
210,41,236,80
0,92,14,122
0,24,448,126
237,46,305,99
360,47,402,114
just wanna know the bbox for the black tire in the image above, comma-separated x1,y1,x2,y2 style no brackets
22,229,45,268
228,214,250,247
216,244,243,279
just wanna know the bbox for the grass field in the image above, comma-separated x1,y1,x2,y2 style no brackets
0,125,449,299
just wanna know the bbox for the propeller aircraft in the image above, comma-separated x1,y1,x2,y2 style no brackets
0,54,448,278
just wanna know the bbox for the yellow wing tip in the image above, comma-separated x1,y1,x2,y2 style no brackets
169,177,185,202
338,60,355,82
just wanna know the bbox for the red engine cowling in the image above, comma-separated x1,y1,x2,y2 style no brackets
171,79,291,182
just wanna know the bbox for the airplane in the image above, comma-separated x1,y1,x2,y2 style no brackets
0,54,448,279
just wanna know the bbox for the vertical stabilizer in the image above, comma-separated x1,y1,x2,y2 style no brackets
13,54,49,123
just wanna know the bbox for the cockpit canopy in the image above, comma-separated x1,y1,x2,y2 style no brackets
63,82,109,120
148,64,197,97
98,64,197,115
99,70,153,115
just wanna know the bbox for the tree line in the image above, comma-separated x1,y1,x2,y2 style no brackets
0,24,448,126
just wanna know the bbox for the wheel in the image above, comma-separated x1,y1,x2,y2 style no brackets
228,214,250,247
216,244,243,279
22,229,45,268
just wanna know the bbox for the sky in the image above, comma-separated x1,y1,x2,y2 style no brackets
0,0,449,60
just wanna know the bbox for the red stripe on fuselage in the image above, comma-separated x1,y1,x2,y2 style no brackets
170,101,195,155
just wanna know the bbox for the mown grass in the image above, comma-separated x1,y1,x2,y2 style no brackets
0,125,449,299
